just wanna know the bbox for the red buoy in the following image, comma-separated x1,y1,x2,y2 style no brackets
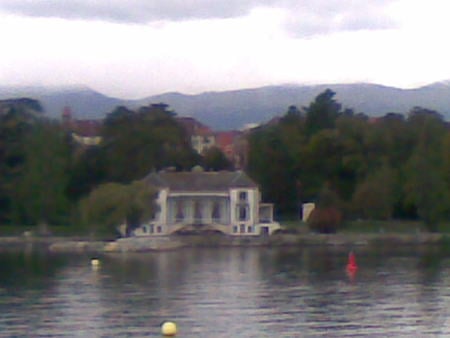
346,251,358,273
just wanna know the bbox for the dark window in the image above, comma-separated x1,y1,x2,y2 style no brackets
239,191,247,201
176,201,184,221
247,226,253,233
157,226,162,233
194,200,202,222
233,225,238,233
239,206,248,221
212,202,220,221
240,224,246,233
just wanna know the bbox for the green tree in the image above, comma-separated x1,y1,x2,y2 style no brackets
304,89,341,136
0,99,42,223
247,126,296,214
202,146,233,171
10,120,72,226
79,180,157,236
66,146,108,201
302,129,347,199
351,164,396,220
400,107,449,229
442,132,450,187
404,145,449,231
101,104,198,182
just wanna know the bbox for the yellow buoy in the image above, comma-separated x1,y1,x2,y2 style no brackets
91,259,100,267
161,321,177,336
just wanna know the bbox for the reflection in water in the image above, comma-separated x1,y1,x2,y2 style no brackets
0,246,449,337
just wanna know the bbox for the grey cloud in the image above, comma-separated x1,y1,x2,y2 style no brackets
0,0,397,36
282,1,397,37
0,0,272,22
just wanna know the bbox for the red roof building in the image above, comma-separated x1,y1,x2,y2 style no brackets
61,106,102,146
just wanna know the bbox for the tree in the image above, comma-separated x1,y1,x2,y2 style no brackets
351,165,396,220
10,120,72,226
301,129,346,199
247,126,296,214
66,146,108,201
400,108,450,230
0,99,42,223
443,132,450,188
307,185,342,233
404,145,450,231
100,104,199,182
304,89,341,136
202,146,233,171
79,180,157,236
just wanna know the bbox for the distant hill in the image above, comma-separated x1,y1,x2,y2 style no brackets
142,83,450,130
0,85,121,120
1,83,450,130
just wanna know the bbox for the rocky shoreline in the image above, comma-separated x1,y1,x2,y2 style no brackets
0,232,446,253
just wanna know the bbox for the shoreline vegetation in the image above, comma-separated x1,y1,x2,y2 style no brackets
0,92,449,243
0,220,449,253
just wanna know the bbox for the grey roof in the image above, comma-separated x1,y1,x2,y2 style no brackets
144,170,257,191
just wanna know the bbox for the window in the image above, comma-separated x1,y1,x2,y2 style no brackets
211,202,221,221
247,226,253,233
176,201,184,221
233,225,238,233
142,226,148,233
150,224,154,234
157,226,162,233
239,191,247,201
194,200,202,222
238,206,248,221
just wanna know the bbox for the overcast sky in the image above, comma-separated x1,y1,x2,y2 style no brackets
1,0,450,99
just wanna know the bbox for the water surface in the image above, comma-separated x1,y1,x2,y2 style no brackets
0,245,449,337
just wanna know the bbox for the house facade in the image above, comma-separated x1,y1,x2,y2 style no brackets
133,169,281,237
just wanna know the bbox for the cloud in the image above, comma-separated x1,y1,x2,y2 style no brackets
0,0,267,22
0,0,398,36
282,1,397,37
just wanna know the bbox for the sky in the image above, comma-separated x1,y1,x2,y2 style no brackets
1,0,450,99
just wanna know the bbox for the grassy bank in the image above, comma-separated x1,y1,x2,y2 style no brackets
0,224,114,240
280,219,450,234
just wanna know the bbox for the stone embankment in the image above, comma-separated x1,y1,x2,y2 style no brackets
0,232,446,253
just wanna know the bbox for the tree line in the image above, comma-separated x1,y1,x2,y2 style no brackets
0,90,449,235
247,89,450,231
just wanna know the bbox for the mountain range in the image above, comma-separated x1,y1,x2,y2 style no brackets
1,82,450,130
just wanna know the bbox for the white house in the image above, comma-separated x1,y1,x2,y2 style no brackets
133,168,281,236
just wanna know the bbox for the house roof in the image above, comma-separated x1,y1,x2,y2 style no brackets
144,170,257,191
72,119,102,137
176,116,212,136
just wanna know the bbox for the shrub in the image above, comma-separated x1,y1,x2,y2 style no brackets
308,206,342,233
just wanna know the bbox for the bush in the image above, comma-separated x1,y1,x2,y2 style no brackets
307,206,342,233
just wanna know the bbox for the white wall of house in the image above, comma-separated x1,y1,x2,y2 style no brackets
229,188,260,235
157,189,168,225
191,135,216,154
302,203,315,222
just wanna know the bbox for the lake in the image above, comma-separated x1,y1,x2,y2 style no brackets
0,244,449,337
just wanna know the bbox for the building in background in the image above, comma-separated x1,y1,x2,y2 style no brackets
62,106,102,146
176,116,249,169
